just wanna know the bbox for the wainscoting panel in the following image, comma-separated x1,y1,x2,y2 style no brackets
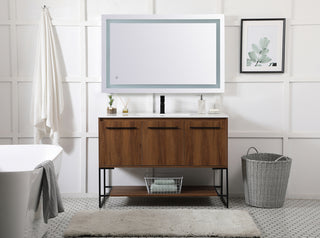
223,83,284,133
0,26,11,77
0,83,12,135
290,83,320,133
0,0,319,198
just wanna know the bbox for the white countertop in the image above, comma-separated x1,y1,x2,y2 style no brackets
99,112,228,118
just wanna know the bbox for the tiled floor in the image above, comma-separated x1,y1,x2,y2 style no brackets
45,195,320,238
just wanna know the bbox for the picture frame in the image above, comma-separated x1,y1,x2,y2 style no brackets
240,18,286,73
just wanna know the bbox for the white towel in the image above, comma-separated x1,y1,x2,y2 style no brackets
32,7,64,145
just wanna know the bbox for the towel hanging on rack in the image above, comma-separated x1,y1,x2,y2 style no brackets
32,6,64,145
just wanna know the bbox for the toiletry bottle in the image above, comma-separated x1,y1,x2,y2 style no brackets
160,95,165,114
198,94,206,114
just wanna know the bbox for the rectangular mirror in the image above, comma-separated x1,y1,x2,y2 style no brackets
102,15,224,93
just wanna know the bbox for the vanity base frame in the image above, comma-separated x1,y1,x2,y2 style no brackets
98,116,229,208
98,167,228,208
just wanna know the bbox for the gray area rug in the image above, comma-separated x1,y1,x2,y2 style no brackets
64,209,261,237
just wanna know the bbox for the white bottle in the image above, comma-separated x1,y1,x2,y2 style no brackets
198,94,206,114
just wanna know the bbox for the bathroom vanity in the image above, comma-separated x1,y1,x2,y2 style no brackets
98,114,229,207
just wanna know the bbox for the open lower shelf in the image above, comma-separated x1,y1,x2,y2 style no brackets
109,186,218,197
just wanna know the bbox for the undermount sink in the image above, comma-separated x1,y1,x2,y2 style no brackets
157,113,195,116
130,113,195,117
101,112,228,119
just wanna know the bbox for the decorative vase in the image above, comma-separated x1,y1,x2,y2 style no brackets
122,107,128,114
107,107,117,114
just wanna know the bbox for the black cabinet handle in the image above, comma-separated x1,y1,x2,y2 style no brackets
106,127,137,130
190,126,220,129
148,126,179,129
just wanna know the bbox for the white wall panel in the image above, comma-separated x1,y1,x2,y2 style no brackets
155,168,213,186
18,137,62,144
16,0,80,21
0,0,9,20
287,139,320,198
290,83,320,133
55,26,81,77
18,138,33,144
0,138,12,144
0,26,11,77
86,0,153,21
87,27,100,78
16,0,41,21
112,168,147,186
87,138,98,193
225,27,240,82
293,0,320,21
58,138,82,193
155,0,221,14
0,83,11,135
223,83,284,132
16,26,38,77
119,94,154,114
224,0,292,18
43,0,80,21
228,138,283,195
18,82,33,136
60,83,82,135
292,26,320,77
87,83,107,134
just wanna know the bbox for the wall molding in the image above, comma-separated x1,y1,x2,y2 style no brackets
2,19,320,27
1,0,320,197
4,133,320,140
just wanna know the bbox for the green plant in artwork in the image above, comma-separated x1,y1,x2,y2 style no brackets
247,37,272,67
108,95,114,107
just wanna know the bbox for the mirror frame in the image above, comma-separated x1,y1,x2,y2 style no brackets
101,14,225,93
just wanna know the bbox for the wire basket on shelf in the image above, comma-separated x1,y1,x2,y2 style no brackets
144,177,183,194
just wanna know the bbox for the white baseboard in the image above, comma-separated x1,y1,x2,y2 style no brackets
62,193,97,198
286,193,320,200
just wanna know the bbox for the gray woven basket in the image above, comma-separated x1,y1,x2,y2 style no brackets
241,147,292,208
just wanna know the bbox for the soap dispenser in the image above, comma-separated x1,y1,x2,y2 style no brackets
198,94,206,114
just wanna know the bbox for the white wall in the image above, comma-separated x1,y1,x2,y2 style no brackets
1,0,320,199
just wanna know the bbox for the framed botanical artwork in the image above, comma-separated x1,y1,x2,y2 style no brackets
240,18,286,73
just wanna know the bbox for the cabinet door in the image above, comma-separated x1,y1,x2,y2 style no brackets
185,119,228,167
141,120,184,166
99,119,142,167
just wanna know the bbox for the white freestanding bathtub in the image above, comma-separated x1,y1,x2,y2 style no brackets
0,145,63,238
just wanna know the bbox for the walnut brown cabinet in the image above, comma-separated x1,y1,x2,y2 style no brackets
185,119,227,167
141,119,184,166
99,119,142,167
99,116,228,208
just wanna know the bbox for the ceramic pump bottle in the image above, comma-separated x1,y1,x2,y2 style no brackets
198,94,206,114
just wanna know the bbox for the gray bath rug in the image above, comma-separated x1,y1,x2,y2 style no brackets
64,209,261,237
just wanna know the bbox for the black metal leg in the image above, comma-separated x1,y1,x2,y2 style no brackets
220,168,223,196
99,168,114,208
226,168,229,208
103,168,106,196
98,168,101,207
213,168,229,208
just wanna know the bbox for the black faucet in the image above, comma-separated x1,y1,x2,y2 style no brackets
160,95,165,114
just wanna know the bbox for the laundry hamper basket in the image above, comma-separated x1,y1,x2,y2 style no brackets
241,147,292,208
